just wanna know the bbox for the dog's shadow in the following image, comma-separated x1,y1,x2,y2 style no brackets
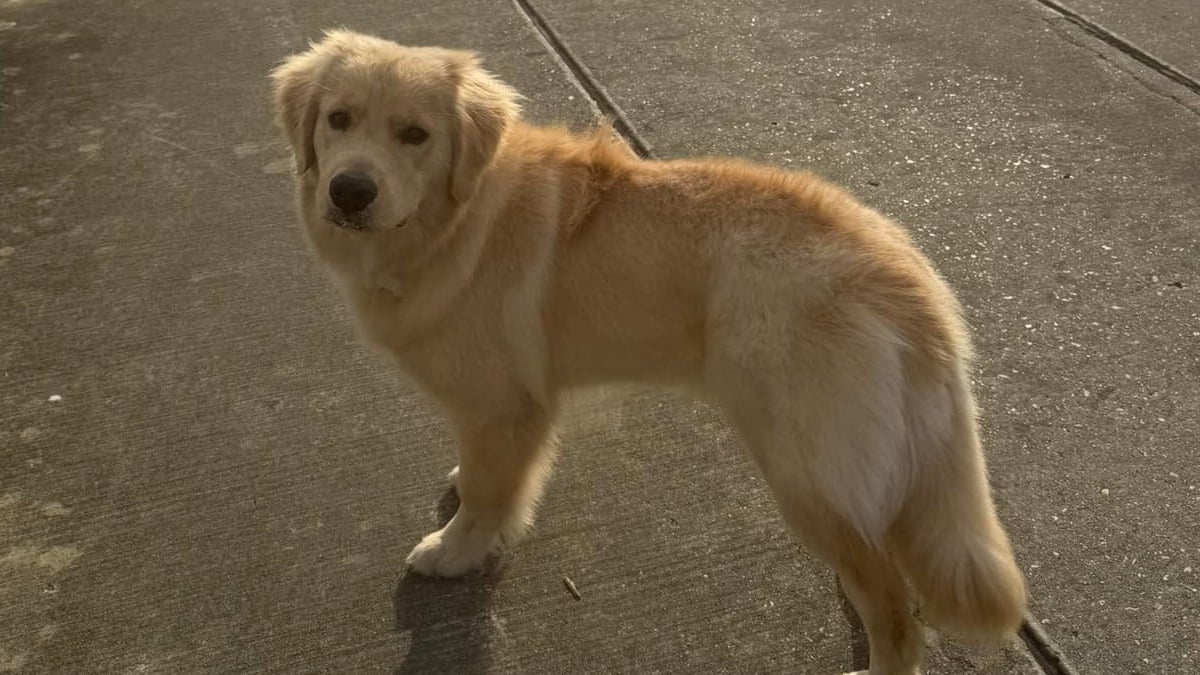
392,488,503,675
393,489,869,673
837,581,871,671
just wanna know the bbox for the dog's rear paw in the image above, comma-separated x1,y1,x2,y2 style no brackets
405,517,497,577
447,465,459,489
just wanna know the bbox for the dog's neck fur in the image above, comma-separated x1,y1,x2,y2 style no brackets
343,121,632,357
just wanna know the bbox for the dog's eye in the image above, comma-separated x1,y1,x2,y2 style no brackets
328,111,351,130
398,126,428,145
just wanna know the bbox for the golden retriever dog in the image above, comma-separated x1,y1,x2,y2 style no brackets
272,30,1027,675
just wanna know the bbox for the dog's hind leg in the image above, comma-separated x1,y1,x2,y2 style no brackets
721,400,924,675
406,393,557,577
708,315,924,673
788,499,924,675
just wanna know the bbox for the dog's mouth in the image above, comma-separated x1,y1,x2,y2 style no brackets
327,207,371,232
326,208,408,232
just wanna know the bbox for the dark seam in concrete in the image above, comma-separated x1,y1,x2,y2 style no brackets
1035,12,1200,117
1031,0,1200,98
1020,614,1080,675
509,0,655,158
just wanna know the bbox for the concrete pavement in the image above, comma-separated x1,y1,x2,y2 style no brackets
2,0,1197,673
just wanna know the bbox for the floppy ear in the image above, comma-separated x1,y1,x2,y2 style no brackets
270,46,333,175
448,54,521,204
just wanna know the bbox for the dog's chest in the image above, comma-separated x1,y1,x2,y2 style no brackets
350,286,515,401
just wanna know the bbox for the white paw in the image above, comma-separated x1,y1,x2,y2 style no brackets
447,465,459,489
405,513,499,577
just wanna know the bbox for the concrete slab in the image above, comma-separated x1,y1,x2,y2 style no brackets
528,0,1200,672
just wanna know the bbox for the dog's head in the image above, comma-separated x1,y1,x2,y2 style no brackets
271,30,520,235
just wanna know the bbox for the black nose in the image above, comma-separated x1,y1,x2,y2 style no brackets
329,172,378,213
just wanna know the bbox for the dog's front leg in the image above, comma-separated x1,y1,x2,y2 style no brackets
406,398,557,577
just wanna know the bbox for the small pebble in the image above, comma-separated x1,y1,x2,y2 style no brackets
48,394,62,402
1100,488,1110,496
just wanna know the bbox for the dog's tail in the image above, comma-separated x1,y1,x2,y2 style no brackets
889,364,1027,641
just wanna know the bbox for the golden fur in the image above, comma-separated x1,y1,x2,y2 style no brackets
272,30,1027,675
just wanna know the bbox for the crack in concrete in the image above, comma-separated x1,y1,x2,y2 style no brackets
1039,13,1200,117
1020,617,1080,675
1031,0,1200,100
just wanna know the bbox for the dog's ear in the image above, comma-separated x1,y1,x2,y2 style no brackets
448,53,521,204
270,43,335,175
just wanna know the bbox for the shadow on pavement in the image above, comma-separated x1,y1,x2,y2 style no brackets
392,487,503,675
837,579,870,670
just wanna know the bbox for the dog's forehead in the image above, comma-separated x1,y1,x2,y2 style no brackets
330,48,457,109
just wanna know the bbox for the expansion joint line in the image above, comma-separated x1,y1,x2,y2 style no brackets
510,0,655,158
1033,0,1200,97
